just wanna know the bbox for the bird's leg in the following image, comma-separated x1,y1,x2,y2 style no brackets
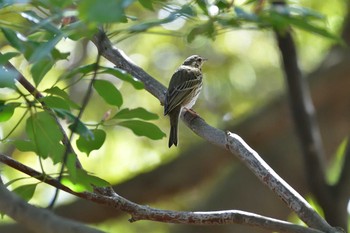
184,107,199,117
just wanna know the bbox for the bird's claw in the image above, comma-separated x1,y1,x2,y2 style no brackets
184,107,199,117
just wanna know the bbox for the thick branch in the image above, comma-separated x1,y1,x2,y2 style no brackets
274,27,334,225
0,153,326,233
0,179,103,233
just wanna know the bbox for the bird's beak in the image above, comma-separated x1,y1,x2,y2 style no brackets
202,58,208,62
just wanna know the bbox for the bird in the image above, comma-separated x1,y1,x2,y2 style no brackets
164,55,207,148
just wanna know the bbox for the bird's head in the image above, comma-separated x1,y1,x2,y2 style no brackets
182,55,207,68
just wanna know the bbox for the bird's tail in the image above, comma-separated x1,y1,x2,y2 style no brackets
169,125,178,148
168,108,180,147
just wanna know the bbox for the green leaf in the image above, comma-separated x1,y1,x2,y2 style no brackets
61,176,88,193
0,102,21,122
40,0,72,8
326,138,348,184
217,17,240,28
93,79,123,107
216,0,231,10
129,20,165,32
62,21,97,41
0,67,17,89
119,120,166,140
1,27,26,52
61,65,143,90
52,48,70,61
128,15,177,32
306,196,324,218
128,5,194,33
284,16,340,41
30,59,54,87
40,96,70,110
287,6,325,20
0,52,20,65
178,4,197,17
44,86,70,99
196,0,209,15
61,63,96,79
54,109,94,140
62,169,110,192
12,183,38,202
78,0,135,23
66,153,78,182
187,21,215,43
76,170,97,192
26,111,64,161
113,107,158,120
22,40,40,61
13,140,36,152
263,7,341,42
20,11,63,35
101,67,144,90
83,172,110,188
44,87,80,109
235,6,258,22
29,34,64,63
76,129,106,156
138,0,154,10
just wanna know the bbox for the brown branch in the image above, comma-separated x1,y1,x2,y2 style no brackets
0,178,104,233
275,29,330,202
90,30,339,232
0,153,326,233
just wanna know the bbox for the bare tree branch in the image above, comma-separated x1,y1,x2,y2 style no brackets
0,153,327,233
0,177,104,233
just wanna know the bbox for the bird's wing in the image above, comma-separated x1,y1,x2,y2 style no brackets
164,67,202,115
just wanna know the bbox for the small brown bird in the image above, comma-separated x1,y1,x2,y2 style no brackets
164,55,207,148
